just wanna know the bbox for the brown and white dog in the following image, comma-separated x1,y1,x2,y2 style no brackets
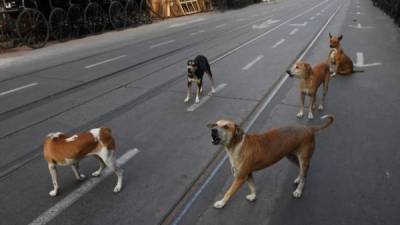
207,115,334,208
328,33,362,75
286,61,331,120
43,127,123,196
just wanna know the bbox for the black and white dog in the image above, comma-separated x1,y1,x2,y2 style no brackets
185,55,216,103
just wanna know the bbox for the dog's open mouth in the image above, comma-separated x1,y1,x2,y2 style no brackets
212,137,221,145
211,132,221,145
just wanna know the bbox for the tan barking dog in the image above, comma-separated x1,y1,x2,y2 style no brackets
207,115,334,208
328,33,360,75
43,128,123,196
286,61,331,120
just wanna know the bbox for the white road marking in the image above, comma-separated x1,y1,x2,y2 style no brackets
186,83,227,112
210,0,329,64
28,148,139,225
170,3,339,225
289,22,308,27
353,12,362,15
310,16,315,20
272,38,285,48
85,55,126,69
168,18,206,28
242,55,264,70
216,23,227,28
289,28,299,35
349,23,373,29
190,30,205,36
0,82,38,96
252,19,281,29
354,52,382,67
150,40,176,49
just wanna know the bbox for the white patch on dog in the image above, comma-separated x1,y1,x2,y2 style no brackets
47,132,64,139
308,112,314,120
293,189,302,198
213,200,226,208
90,128,101,142
65,135,78,142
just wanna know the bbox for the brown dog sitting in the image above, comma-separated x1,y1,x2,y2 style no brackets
286,61,331,120
328,33,362,75
207,115,334,208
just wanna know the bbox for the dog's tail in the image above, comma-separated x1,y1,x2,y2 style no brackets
311,114,335,132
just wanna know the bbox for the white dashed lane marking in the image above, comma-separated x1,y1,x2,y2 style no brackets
272,38,285,48
0,82,38,96
85,55,127,69
150,40,176,49
242,55,264,70
289,28,299,35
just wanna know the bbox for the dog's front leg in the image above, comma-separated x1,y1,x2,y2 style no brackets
71,162,86,181
246,173,256,202
195,81,201,103
297,93,305,118
48,163,59,197
214,177,245,208
184,81,192,102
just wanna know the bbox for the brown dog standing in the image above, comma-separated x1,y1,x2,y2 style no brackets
207,115,334,208
287,61,331,120
328,33,362,75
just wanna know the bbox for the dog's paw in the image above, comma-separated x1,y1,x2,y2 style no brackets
113,185,122,193
184,97,190,103
49,189,58,197
92,171,102,177
246,194,256,202
308,112,314,120
318,104,324,111
296,111,304,118
195,97,200,103
213,200,226,209
77,174,86,181
211,88,216,94
293,177,300,185
330,72,336,77
292,189,302,198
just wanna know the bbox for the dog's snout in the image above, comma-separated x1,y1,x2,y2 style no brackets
211,128,218,135
329,45,333,48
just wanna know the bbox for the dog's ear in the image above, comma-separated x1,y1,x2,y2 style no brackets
207,123,216,129
338,34,343,41
329,33,332,38
234,124,244,138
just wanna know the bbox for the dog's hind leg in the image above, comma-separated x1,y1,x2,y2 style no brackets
91,155,105,177
319,78,330,111
206,71,216,93
48,162,59,197
246,173,257,202
71,162,86,181
308,94,316,120
98,149,124,193
293,144,313,198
